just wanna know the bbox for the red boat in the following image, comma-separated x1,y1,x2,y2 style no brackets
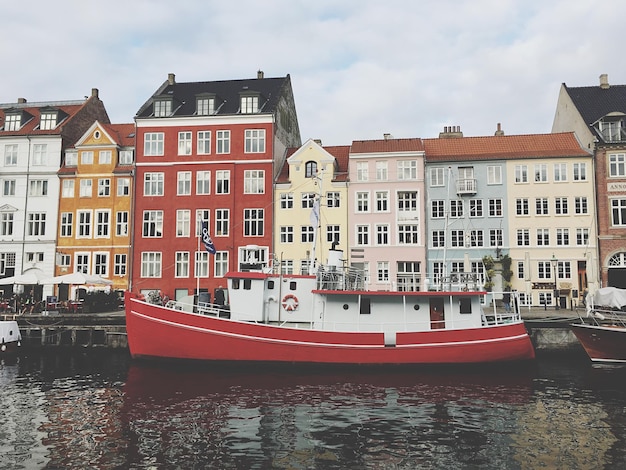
571,287,626,363
126,248,535,366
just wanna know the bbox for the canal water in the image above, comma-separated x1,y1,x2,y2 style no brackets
1,350,625,469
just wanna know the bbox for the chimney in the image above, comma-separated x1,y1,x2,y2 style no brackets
257,70,264,79
494,122,505,136
313,139,322,145
168,73,176,85
383,133,393,140
91,88,99,98
17,97,27,104
438,125,463,138
600,74,610,89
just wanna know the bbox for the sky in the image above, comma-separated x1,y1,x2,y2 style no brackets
2,0,626,146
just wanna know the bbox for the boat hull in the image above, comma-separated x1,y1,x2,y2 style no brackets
0,321,22,354
126,297,535,365
571,323,626,363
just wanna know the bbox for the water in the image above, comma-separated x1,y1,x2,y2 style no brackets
1,350,625,469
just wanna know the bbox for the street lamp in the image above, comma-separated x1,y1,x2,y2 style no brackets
551,253,559,310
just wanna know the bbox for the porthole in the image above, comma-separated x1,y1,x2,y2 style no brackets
413,304,420,311
343,304,349,310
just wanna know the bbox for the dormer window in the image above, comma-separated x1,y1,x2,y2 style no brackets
154,99,172,117
240,94,259,114
40,112,57,130
305,161,318,178
197,96,215,116
597,113,626,143
4,114,21,131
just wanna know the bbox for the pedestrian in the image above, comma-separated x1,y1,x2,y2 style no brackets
503,291,511,313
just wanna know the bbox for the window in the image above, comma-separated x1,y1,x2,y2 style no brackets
58,254,71,267
611,199,626,226
215,209,229,236
65,151,78,166
27,213,46,236
356,192,370,212
280,193,294,209
214,251,228,277
534,164,547,182
1,213,14,236
515,165,528,183
327,192,341,208
376,161,388,181
178,132,192,155
5,114,21,131
488,198,502,217
98,179,110,197
80,179,93,197
398,191,418,212
177,171,192,195
240,95,259,113
216,130,230,154
244,129,265,153
62,180,75,198
117,178,130,196
377,261,389,282
554,163,567,182
244,170,264,194
40,112,57,130
144,172,164,196
573,163,587,181
81,151,94,165
398,224,419,244
356,162,368,181
432,230,445,247
197,97,215,116
144,133,164,156
29,180,48,196
469,230,483,247
356,225,369,245
397,160,417,180
555,197,568,215
216,170,230,194
141,252,162,277
469,199,483,218
176,210,191,237
195,171,210,195
451,230,464,247
175,252,190,278
517,262,525,280
196,209,210,237
154,100,171,117
301,192,315,209
537,261,552,280
4,144,18,166
450,200,463,218
304,161,317,178
576,228,589,246
431,200,445,218
517,229,530,246
95,210,110,238
301,226,314,243
99,151,112,164
3,179,16,196
280,226,294,243
376,224,389,245
195,251,210,278
327,225,340,244
26,252,44,263
575,197,588,214
143,210,163,237
119,150,133,165
32,144,47,165
77,211,91,238
487,165,502,184
516,198,529,216
536,228,550,246
195,131,211,155
76,254,90,274
556,228,569,246
372,191,388,212
535,198,548,215
430,168,445,186
243,209,264,236
94,253,108,276
558,261,571,279
114,254,127,276
116,211,129,236
609,154,626,177
281,260,294,275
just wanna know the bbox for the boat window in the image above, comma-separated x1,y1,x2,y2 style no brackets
413,304,420,310
267,280,275,289
232,279,240,289
459,298,472,314
244,279,252,290
290,281,297,290
343,304,349,310
360,297,371,315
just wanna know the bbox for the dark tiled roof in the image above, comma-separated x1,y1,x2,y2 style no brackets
351,138,424,153
423,132,589,162
0,101,86,136
136,75,292,118
564,83,626,125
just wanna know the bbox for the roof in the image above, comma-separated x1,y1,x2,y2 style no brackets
101,123,135,147
0,101,86,136
564,83,626,125
136,75,292,118
422,132,589,162
351,137,424,154
276,144,351,183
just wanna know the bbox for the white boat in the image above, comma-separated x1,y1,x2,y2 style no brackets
0,320,22,354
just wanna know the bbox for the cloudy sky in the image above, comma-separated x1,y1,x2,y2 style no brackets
2,1,625,145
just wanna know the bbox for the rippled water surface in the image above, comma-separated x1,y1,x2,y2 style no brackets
1,350,625,469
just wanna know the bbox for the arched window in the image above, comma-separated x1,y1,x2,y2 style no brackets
305,161,317,178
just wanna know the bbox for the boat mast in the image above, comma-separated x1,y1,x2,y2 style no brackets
441,166,453,289
309,169,323,273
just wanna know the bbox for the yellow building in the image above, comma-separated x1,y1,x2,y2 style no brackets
56,121,135,299
274,139,349,274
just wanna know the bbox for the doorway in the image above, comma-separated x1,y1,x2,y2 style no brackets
429,297,445,330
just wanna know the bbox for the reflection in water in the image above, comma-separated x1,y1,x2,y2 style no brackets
0,352,625,469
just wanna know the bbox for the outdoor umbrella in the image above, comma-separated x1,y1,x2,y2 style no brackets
41,272,113,286
0,268,49,285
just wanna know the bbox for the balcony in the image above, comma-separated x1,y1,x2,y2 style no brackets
456,178,477,196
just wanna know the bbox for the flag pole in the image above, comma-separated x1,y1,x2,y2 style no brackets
196,212,200,295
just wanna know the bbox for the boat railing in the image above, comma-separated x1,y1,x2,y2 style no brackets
428,272,484,292
163,299,229,318
316,265,365,291
579,307,626,328
481,291,523,325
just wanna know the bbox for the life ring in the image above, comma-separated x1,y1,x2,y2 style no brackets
282,294,299,311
